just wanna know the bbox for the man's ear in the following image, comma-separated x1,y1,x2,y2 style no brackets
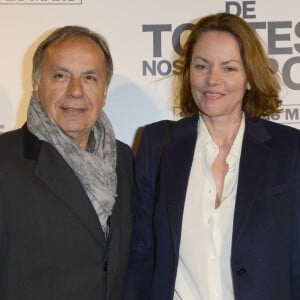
32,80,40,101
102,86,108,107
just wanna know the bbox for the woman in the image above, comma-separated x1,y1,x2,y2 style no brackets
124,13,300,300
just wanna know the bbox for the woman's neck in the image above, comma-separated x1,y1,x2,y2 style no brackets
201,113,243,150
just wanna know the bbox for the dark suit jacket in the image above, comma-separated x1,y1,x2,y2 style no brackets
124,115,300,300
0,124,134,300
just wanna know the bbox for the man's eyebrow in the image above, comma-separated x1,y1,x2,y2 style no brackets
50,66,70,73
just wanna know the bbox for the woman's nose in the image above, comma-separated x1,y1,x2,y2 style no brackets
207,67,221,85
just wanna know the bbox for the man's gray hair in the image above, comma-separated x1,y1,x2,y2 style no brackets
32,25,113,85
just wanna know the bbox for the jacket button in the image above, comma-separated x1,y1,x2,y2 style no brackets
103,261,108,272
237,267,247,277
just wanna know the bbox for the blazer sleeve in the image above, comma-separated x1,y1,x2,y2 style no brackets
292,167,300,299
123,121,173,300
0,183,8,297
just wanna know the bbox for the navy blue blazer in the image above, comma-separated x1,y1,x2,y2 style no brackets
124,115,300,300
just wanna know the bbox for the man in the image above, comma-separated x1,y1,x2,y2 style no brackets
0,26,133,300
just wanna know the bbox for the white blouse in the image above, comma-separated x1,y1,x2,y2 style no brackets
174,114,245,300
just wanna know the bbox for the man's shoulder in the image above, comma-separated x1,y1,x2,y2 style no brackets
116,140,134,172
0,127,24,141
0,127,25,154
116,140,133,158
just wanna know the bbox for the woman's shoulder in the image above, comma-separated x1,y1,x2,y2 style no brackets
143,119,175,133
247,118,300,146
143,115,198,135
260,118,300,136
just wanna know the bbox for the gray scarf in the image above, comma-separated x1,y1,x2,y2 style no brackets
27,95,117,237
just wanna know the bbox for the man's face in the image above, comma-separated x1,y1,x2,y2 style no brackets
33,36,108,149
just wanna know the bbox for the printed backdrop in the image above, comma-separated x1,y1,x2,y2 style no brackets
0,0,299,146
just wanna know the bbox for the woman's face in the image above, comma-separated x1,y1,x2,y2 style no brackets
190,31,250,121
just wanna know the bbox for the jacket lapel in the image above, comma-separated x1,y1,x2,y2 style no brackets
231,119,272,252
23,125,107,249
164,117,273,260
165,116,198,258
